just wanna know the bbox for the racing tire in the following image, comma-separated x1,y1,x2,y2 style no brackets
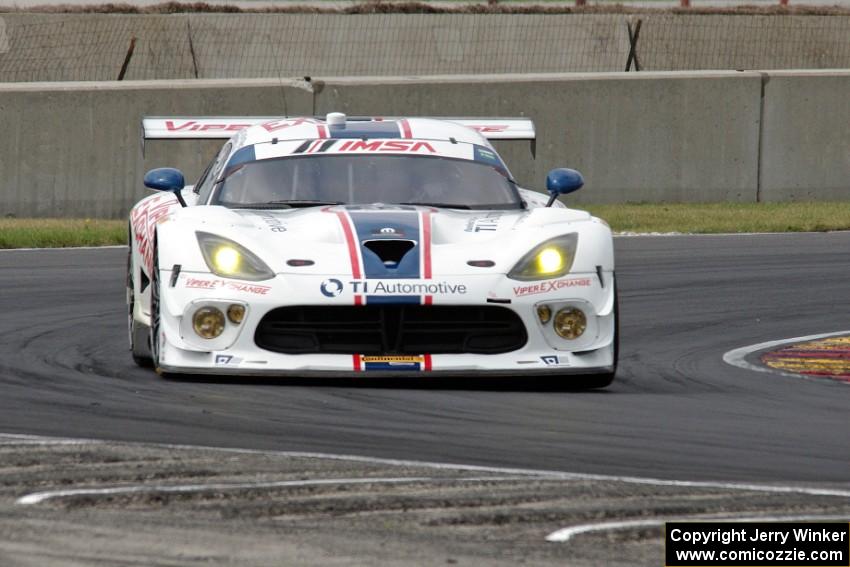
149,241,169,377
576,280,619,390
127,246,152,368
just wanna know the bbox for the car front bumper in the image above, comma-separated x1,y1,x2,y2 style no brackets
152,270,616,377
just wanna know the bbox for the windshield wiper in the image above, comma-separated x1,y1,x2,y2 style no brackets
224,200,343,209
398,202,472,210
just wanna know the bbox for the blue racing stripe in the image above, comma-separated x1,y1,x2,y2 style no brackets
348,209,421,279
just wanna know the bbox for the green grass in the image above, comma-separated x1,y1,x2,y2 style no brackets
580,202,850,234
0,219,126,248
1,203,850,248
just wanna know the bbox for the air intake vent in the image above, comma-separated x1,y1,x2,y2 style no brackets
363,239,415,268
255,305,527,355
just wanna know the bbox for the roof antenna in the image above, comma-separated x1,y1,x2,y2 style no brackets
326,112,346,126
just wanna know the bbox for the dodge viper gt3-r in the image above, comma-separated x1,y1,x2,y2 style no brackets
128,113,617,388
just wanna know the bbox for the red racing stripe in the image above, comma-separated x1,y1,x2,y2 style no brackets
399,119,412,139
352,354,362,371
330,210,362,279
423,295,433,305
424,354,432,371
421,209,432,279
317,124,329,139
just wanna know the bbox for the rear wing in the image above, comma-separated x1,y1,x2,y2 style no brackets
141,116,536,156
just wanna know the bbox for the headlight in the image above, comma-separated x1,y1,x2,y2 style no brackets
196,232,274,281
508,234,578,281
193,306,226,339
553,307,587,340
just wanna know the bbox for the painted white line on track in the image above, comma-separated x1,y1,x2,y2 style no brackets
545,514,850,543
5,433,850,507
16,476,526,506
722,330,850,379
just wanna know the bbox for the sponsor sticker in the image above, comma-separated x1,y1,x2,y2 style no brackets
131,194,178,273
320,280,467,296
513,277,592,297
251,211,287,233
320,278,344,298
185,278,271,295
361,355,425,371
541,355,570,367
214,354,243,366
464,212,503,233
335,140,436,154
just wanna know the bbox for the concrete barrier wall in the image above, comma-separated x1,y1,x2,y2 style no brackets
3,14,850,83
316,73,762,204
0,79,313,218
759,71,850,202
0,14,630,82
0,70,848,218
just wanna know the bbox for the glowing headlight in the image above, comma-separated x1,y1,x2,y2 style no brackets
508,234,578,281
553,307,587,340
193,306,226,339
213,246,241,275
537,248,564,275
196,232,274,281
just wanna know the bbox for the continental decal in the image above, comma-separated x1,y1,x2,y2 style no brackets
357,355,432,372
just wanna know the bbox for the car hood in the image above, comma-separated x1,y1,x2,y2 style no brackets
174,203,608,276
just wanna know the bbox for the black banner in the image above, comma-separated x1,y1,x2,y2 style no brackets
666,522,849,567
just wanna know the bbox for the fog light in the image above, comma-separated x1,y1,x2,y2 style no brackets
193,307,225,339
537,305,552,324
553,307,586,340
227,304,245,325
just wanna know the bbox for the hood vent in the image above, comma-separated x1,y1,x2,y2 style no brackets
363,239,415,268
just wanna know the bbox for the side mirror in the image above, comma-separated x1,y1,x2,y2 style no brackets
545,168,584,207
144,168,187,207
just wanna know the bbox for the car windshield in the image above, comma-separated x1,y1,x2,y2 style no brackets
211,154,523,210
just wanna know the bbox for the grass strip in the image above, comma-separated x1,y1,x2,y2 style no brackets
0,218,126,248
1,203,850,248
581,202,850,235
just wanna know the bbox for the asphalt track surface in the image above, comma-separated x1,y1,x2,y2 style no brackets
0,233,848,485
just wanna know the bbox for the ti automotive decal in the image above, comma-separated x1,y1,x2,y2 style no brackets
321,278,467,298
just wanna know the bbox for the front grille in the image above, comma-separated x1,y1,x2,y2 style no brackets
255,305,527,355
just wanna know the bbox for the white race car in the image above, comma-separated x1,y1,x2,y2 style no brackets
128,114,617,387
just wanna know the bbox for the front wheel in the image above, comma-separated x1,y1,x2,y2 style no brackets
127,248,152,367
149,242,167,376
